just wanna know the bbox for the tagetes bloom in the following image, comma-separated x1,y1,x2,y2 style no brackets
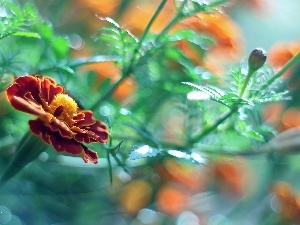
6,75,109,164
83,61,136,102
272,182,300,223
181,11,243,59
268,41,300,78
76,0,121,17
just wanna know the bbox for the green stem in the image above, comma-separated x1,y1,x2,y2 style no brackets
260,51,300,91
155,0,188,42
0,131,47,186
90,0,168,110
135,0,168,51
90,75,127,111
239,68,255,98
106,148,113,185
190,107,238,144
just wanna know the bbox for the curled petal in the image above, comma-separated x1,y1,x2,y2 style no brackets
10,96,53,122
73,111,96,127
8,95,44,116
39,76,63,104
48,117,76,139
29,119,51,144
81,145,98,164
72,121,109,144
49,133,83,154
85,121,109,143
7,76,41,105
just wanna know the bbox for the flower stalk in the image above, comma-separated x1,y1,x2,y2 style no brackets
0,131,48,186
260,51,300,91
190,107,238,145
239,48,267,98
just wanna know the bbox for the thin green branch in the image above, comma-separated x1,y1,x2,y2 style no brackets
155,0,188,42
260,51,300,91
90,0,168,109
106,148,113,185
90,75,126,111
36,55,119,74
190,107,238,144
239,69,255,98
135,0,168,51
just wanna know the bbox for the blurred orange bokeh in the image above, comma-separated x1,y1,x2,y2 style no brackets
156,184,190,215
119,180,152,215
75,0,121,17
156,158,207,193
119,0,175,36
181,11,243,60
268,41,300,78
272,182,300,223
263,103,300,132
210,157,252,198
83,61,136,102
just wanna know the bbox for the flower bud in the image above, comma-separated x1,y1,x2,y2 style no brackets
248,48,267,71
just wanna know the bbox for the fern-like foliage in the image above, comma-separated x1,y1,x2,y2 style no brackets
183,82,253,108
0,2,40,40
93,17,138,69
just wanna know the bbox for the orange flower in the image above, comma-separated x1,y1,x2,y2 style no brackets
156,184,190,215
180,11,243,59
83,61,136,102
75,0,121,17
268,41,300,78
6,75,109,164
272,182,300,223
119,180,152,215
119,0,175,36
262,104,300,132
175,40,224,75
210,157,252,198
156,158,206,193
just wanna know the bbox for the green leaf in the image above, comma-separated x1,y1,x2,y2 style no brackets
122,122,161,148
52,37,69,59
243,130,265,142
182,82,223,99
12,31,40,38
129,145,159,160
168,30,214,50
97,16,121,29
0,132,48,186
69,55,119,67
0,73,14,92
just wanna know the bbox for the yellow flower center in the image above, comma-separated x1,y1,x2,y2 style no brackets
49,93,78,118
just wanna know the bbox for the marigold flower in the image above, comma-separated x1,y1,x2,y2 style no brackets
272,182,300,223
181,11,243,59
75,0,121,17
210,157,252,198
156,184,190,215
83,61,136,102
268,41,300,78
6,75,109,164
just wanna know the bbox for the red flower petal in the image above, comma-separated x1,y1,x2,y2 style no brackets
49,133,83,154
9,95,45,116
48,118,76,139
82,145,98,164
29,119,51,144
84,121,109,143
39,76,63,104
73,111,96,127
7,76,42,105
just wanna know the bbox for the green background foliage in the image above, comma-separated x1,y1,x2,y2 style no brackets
1,0,300,224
